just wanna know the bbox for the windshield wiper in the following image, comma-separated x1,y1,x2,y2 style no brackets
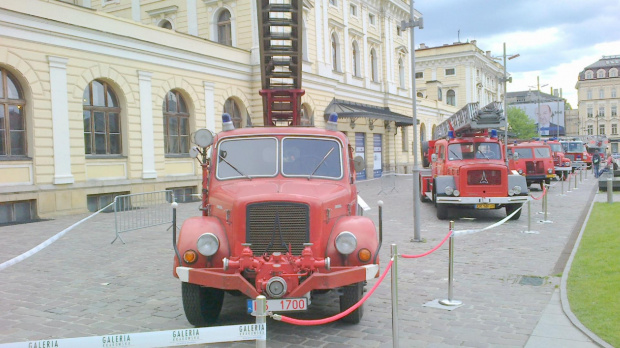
219,154,252,180
449,150,462,160
476,150,490,160
308,147,335,180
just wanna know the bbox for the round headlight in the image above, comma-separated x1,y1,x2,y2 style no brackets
548,168,553,174
513,185,522,195
444,186,454,196
508,189,515,196
335,231,357,255
197,233,219,256
453,189,460,197
518,169,523,174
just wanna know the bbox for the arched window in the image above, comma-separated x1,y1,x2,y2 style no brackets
159,19,173,30
217,9,232,46
610,68,618,78
398,58,405,89
331,33,340,72
585,71,593,79
83,80,121,155
370,48,378,82
163,90,190,154
446,89,456,106
0,68,26,157
224,98,243,128
597,69,605,78
352,41,360,77
301,103,313,126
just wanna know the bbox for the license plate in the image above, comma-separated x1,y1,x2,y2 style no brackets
476,203,495,209
247,298,308,313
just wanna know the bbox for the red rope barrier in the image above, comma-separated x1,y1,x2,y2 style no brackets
400,229,452,258
530,184,547,201
273,259,393,325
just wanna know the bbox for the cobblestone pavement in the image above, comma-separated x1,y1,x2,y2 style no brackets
0,172,599,347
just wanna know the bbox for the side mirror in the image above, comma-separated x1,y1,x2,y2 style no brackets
431,154,438,162
189,146,200,159
353,156,365,172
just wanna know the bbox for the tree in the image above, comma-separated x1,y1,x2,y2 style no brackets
507,107,538,140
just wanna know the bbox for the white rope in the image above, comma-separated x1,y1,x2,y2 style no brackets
0,202,114,271
453,206,522,237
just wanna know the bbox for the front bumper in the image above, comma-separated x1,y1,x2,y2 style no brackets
436,195,530,205
176,264,379,299
555,167,571,172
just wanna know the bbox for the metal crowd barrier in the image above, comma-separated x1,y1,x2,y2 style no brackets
378,171,397,194
111,190,174,244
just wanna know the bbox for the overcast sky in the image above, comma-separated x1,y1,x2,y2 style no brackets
413,0,620,108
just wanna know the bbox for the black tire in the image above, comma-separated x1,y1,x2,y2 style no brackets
182,282,224,327
436,203,449,220
505,204,522,220
339,282,364,324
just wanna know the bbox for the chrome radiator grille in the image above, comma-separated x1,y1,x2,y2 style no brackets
467,170,502,185
246,202,309,256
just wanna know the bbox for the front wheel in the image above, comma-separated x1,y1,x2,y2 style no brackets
505,204,522,220
339,282,364,324
182,282,225,327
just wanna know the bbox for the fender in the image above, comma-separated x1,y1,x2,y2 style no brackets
173,216,230,277
508,174,528,194
325,216,379,268
434,176,456,195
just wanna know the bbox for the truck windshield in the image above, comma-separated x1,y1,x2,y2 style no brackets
448,142,501,160
564,142,585,153
216,138,278,179
282,137,342,178
533,147,551,158
513,148,534,159
549,143,563,152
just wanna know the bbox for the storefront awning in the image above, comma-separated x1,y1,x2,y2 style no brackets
324,98,415,127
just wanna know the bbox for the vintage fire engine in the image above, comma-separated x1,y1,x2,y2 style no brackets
420,102,529,220
507,141,556,189
546,139,572,180
172,1,379,326
560,139,591,170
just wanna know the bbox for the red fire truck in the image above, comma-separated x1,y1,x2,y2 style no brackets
560,139,591,170
420,102,529,220
507,141,556,189
546,139,572,180
172,1,379,326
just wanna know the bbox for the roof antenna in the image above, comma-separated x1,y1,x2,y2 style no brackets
458,29,460,42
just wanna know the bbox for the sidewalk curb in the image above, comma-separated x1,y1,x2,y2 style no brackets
559,185,614,348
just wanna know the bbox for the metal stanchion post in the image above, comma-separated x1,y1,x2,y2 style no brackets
539,184,553,224
580,166,583,182
528,200,531,231
440,221,462,306
608,171,614,204
255,295,266,348
560,174,564,195
567,172,572,192
390,244,399,348
574,170,578,189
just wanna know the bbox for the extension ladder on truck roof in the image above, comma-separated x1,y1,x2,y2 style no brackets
433,101,505,139
257,0,305,126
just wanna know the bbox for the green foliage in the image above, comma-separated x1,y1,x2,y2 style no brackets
507,107,538,139
567,202,620,347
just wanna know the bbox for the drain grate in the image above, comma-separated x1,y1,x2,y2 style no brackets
519,276,545,286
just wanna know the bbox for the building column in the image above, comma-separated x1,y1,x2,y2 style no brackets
250,0,260,65
204,82,215,133
48,56,74,185
186,0,198,36
138,71,157,179
342,0,350,82
131,0,141,22
383,12,394,93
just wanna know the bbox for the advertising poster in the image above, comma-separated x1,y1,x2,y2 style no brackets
355,132,366,180
514,101,565,136
373,134,382,178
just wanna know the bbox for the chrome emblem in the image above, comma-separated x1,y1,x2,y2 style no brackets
480,171,489,184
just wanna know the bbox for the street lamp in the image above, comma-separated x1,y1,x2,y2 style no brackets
497,43,519,166
529,76,548,136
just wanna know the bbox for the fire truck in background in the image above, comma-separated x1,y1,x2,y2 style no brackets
507,141,556,189
172,1,380,326
560,139,591,170
546,139,572,180
420,102,529,220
